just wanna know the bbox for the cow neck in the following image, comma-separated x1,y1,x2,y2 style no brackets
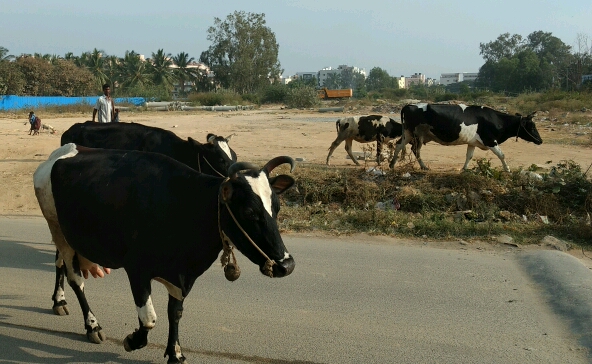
217,178,276,279
198,153,225,177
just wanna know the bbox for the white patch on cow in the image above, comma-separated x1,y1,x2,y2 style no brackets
245,171,273,217
459,104,467,111
54,286,66,302
137,296,157,329
278,252,290,262
153,277,183,301
33,143,79,221
86,311,100,329
216,140,233,160
416,103,428,111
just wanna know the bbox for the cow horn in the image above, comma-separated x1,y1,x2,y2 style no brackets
227,162,259,178
262,156,296,175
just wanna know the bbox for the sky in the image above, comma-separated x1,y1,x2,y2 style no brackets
1,0,591,80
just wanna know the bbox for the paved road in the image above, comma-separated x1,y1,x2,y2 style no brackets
1,217,591,363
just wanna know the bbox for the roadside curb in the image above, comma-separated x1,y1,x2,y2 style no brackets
518,250,592,356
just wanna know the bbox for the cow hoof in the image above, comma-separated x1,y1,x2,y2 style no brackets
52,302,69,316
87,328,106,344
123,334,134,352
167,355,186,363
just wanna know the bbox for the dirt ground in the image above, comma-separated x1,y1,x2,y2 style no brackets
1,105,590,218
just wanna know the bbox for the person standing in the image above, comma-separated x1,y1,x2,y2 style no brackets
92,84,115,123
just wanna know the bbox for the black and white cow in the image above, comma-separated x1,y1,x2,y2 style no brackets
390,103,543,172
61,121,237,176
34,144,296,363
49,121,238,317
326,115,407,165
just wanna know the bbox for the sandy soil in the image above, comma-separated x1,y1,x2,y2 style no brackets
1,106,590,217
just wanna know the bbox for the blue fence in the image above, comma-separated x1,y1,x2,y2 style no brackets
0,95,146,111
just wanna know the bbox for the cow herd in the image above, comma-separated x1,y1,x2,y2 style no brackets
326,103,542,172
32,103,542,363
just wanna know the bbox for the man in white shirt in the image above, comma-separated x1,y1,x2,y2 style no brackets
92,84,115,123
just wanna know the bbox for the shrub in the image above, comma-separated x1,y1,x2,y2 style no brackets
285,86,320,108
260,84,288,104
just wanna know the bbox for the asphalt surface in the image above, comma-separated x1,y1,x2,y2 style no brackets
1,216,591,363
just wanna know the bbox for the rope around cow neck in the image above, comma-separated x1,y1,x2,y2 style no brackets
197,154,226,177
515,118,542,143
217,178,276,280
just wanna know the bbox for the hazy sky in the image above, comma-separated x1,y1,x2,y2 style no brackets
1,0,590,80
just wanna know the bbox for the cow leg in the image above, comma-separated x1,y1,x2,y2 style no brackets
326,138,343,165
389,130,413,168
376,137,383,165
164,295,186,363
344,139,360,165
123,273,156,353
462,145,476,170
47,220,105,343
52,250,69,316
488,145,510,172
414,140,429,170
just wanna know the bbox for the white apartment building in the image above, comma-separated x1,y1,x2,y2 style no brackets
440,72,478,85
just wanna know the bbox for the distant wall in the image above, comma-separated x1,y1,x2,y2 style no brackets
0,95,146,110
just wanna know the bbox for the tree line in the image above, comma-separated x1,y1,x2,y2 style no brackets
1,10,591,100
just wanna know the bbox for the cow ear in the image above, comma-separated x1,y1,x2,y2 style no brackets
268,175,295,195
206,134,216,144
188,137,202,146
220,180,233,203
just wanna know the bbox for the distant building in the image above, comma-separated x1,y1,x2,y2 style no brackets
404,73,426,88
440,72,478,85
396,76,406,89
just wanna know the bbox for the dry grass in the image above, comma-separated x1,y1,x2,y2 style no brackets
278,159,592,245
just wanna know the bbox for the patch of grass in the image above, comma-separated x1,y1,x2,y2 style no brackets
279,160,592,245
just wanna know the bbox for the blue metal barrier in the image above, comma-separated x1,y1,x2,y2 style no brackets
0,95,146,110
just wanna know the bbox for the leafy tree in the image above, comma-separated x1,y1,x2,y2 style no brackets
49,60,95,96
479,33,524,62
200,11,282,94
366,67,396,91
477,31,573,93
15,56,54,95
324,73,342,89
149,49,176,88
287,76,317,89
0,61,25,94
0,46,15,62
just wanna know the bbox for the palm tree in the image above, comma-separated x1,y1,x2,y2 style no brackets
86,48,108,87
120,50,151,88
149,49,176,88
172,52,195,95
0,46,14,62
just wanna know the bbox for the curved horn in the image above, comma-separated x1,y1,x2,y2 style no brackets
227,162,259,178
262,156,296,175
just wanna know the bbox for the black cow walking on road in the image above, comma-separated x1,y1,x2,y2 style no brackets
50,121,238,317
34,144,296,363
390,103,543,171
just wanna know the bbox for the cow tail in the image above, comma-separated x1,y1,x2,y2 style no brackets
335,120,340,133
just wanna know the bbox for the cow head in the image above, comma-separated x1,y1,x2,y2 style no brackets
187,135,237,177
219,157,296,278
517,113,543,145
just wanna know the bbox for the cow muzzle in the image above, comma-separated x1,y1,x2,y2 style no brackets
262,255,295,278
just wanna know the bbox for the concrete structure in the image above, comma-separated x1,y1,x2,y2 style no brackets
404,73,426,88
440,72,478,85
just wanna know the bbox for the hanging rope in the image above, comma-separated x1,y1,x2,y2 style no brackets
217,178,276,280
